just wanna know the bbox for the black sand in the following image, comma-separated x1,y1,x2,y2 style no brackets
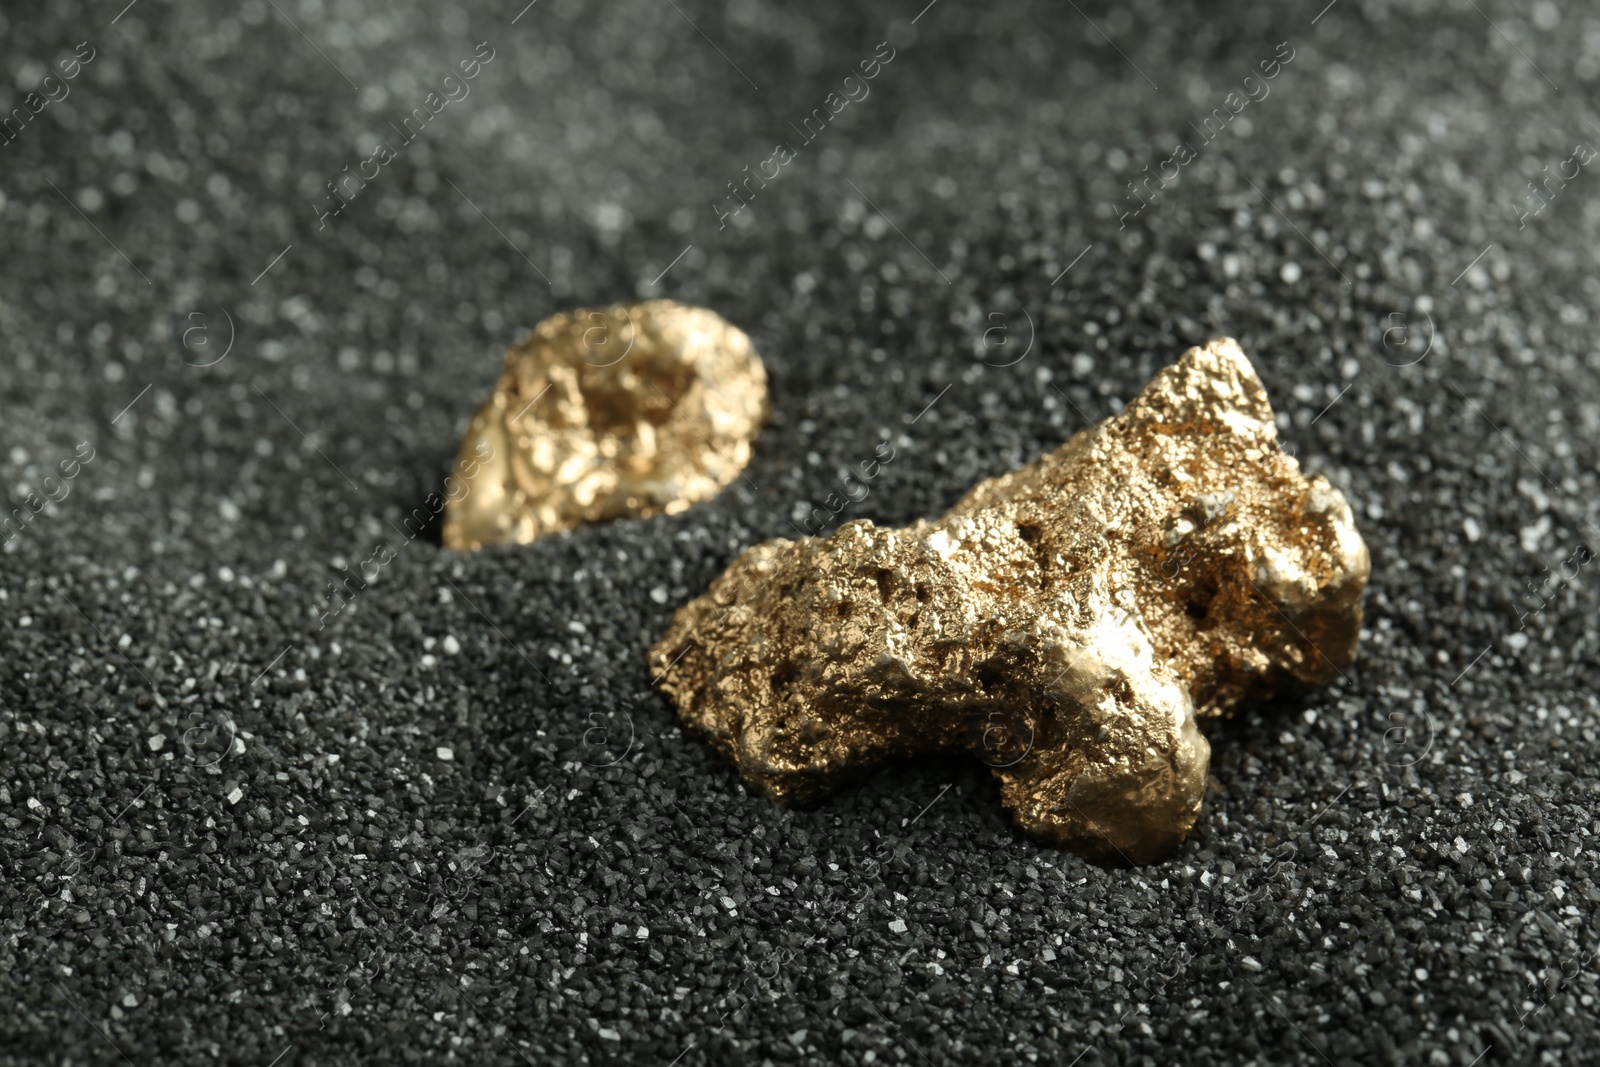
3,1,1599,1063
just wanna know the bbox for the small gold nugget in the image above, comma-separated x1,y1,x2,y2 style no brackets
649,339,1369,864
443,300,768,550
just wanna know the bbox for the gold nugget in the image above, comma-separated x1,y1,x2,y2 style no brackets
649,338,1369,864
443,300,767,550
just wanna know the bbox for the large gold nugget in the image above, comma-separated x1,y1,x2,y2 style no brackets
443,300,768,549
649,339,1369,864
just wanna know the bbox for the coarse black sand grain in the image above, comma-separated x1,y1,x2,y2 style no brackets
3,1,1600,1064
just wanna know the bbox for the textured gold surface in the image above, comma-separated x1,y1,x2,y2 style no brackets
649,338,1369,864
443,300,767,550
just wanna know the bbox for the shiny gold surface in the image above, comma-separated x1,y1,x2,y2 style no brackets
649,338,1370,864
443,300,768,550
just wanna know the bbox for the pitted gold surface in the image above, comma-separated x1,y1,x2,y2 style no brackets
649,338,1370,864
443,300,767,550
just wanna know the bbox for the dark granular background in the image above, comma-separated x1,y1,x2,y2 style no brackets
3,0,1599,1064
